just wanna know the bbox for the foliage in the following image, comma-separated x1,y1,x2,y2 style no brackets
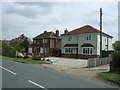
112,52,120,64
10,34,30,53
42,54,49,57
23,55,30,59
32,55,44,60
97,72,120,85
102,50,114,58
14,44,25,52
112,41,120,52
110,52,120,73
1,40,16,53
20,37,29,53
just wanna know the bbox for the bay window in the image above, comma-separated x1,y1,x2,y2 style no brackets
82,47,93,55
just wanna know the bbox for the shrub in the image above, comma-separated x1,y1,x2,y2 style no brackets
23,55,29,59
110,52,120,73
32,55,43,60
42,54,49,57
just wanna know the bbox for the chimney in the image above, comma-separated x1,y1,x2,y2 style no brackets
44,31,47,33
56,30,59,37
64,28,68,34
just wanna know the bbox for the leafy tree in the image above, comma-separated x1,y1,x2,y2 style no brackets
14,44,25,52
112,41,120,52
20,37,29,53
1,40,16,53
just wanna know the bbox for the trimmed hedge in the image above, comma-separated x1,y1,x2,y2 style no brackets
102,50,114,58
32,55,44,60
110,52,120,73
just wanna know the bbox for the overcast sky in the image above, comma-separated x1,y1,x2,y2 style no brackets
2,2,118,42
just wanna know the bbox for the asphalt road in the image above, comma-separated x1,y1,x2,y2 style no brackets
1,58,119,89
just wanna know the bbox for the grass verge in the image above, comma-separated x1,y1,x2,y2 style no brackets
0,56,50,64
97,72,120,85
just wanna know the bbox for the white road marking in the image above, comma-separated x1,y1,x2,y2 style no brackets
28,80,48,90
0,66,16,75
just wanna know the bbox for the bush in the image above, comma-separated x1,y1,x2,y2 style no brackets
110,52,120,73
42,54,49,57
102,50,114,58
32,55,43,60
23,55,29,59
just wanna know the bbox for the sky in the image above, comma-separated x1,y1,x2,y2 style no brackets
1,1,118,43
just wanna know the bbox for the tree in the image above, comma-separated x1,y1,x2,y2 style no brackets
112,41,120,52
2,40,16,53
20,37,29,53
14,44,25,52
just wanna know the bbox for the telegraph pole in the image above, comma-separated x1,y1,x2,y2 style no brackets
100,8,102,58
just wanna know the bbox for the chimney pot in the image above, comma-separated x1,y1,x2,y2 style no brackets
44,31,47,33
56,30,59,37
64,28,68,34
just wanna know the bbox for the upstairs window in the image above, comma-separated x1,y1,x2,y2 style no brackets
68,36,72,41
43,39,47,43
34,40,36,44
84,34,92,41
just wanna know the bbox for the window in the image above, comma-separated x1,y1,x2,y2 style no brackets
34,40,36,44
77,36,79,41
84,35,92,41
43,39,47,43
37,41,39,45
82,48,93,55
65,48,76,54
68,36,72,41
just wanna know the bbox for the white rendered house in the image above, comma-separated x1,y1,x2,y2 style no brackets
61,25,113,58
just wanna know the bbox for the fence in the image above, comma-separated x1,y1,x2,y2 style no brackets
2,52,16,58
87,57,111,68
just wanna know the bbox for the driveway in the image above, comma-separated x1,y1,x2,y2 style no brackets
47,57,88,68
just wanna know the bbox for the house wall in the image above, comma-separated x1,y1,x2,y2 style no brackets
97,34,113,55
61,32,113,58
78,33,98,55
61,34,78,53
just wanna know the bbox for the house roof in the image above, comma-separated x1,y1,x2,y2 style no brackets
61,25,113,38
81,43,94,47
33,31,60,39
64,44,78,47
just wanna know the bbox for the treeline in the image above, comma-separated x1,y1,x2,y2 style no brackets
0,34,31,57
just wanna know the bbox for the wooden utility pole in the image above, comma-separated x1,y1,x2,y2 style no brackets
100,8,102,58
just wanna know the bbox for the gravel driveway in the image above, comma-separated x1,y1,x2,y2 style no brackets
47,57,88,68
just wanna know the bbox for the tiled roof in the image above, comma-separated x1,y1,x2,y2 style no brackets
61,25,113,38
64,44,78,47
33,31,59,39
81,43,94,47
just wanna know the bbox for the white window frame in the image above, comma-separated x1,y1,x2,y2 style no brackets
84,34,92,41
65,47,77,54
82,47,93,55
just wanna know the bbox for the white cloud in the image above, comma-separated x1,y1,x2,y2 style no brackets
1,2,118,42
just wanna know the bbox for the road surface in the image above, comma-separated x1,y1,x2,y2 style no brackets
1,58,119,89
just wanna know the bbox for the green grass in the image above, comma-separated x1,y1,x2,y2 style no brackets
97,72,120,85
0,56,50,64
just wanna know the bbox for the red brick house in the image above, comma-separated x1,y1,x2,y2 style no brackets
31,30,61,56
